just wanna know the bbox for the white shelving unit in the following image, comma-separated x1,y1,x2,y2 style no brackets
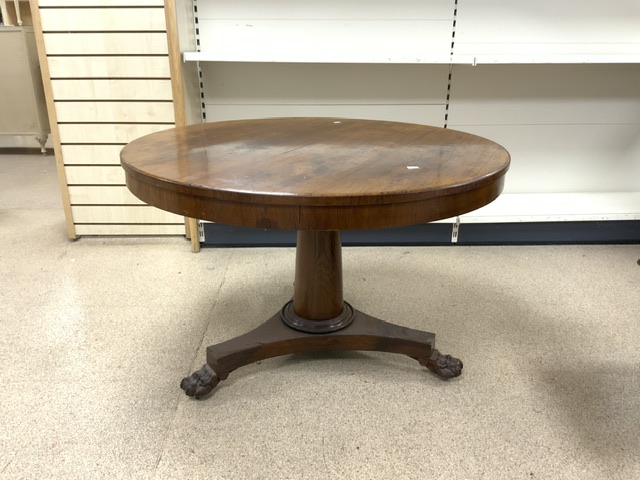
0,26,50,153
464,193,640,223
1,0,29,26
176,0,640,234
185,0,454,64
452,0,640,64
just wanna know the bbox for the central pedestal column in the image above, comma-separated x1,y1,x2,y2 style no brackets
283,231,354,333
294,230,343,319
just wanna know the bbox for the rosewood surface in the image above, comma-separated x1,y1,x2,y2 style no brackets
120,118,510,399
121,118,509,231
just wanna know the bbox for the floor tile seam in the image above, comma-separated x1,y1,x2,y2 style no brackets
0,453,16,475
194,251,234,361
149,252,235,478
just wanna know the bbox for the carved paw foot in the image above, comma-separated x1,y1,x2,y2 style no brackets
180,364,220,399
422,349,463,379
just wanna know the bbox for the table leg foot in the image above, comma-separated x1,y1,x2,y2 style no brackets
418,349,463,379
180,364,221,399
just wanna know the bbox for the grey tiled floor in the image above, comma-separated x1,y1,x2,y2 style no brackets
1,153,639,479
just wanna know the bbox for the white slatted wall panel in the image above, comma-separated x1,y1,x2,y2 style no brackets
37,0,184,235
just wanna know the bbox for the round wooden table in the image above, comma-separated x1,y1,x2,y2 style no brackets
121,118,510,398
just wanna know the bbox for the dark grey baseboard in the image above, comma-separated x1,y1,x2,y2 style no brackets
201,221,640,248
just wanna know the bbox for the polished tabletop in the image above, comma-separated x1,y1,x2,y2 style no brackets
120,118,510,230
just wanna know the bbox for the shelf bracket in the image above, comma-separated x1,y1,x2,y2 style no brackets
451,216,461,244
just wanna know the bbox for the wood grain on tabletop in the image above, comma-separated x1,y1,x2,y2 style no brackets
120,118,510,230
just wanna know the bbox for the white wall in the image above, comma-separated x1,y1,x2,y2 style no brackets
187,0,640,222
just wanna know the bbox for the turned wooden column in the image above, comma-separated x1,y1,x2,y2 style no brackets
293,230,344,320
281,230,354,333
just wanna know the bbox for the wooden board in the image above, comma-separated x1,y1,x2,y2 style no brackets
39,7,166,31
55,102,175,123
51,79,173,100
68,185,146,205
42,32,168,55
65,165,126,185
47,56,171,78
74,224,185,235
57,124,173,144
61,145,125,165
71,205,183,223
39,0,163,6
